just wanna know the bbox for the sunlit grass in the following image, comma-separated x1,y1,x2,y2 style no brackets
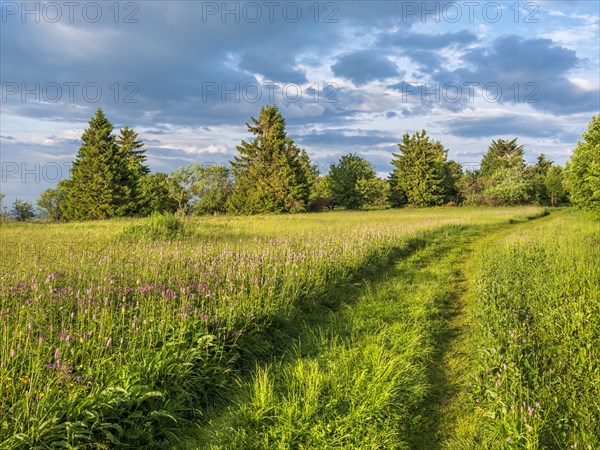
452,211,600,449
0,207,546,447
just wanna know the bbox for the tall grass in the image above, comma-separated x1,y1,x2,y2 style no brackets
0,207,543,447
195,225,486,449
456,212,600,448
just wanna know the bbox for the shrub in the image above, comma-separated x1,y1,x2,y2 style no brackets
119,213,187,241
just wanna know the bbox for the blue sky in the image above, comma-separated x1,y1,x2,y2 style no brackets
1,0,599,206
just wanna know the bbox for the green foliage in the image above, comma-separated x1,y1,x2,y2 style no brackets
308,175,335,212
483,166,533,205
191,165,233,215
11,198,35,221
544,166,567,206
0,193,8,220
443,159,463,203
164,164,234,216
461,214,600,448
390,130,458,207
565,115,600,214
528,154,554,205
117,126,150,215
458,171,485,206
479,138,525,177
328,154,376,209
138,173,179,215
167,165,200,214
472,137,536,206
119,212,187,241
37,181,68,221
0,207,547,448
356,177,390,208
228,105,315,214
387,171,407,207
62,109,148,220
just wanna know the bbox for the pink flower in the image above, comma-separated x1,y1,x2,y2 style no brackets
106,338,112,347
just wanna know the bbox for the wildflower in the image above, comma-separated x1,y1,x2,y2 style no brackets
506,437,512,442
535,402,540,409
106,338,112,347
10,348,15,358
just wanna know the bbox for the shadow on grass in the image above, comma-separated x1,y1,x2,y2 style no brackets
229,229,442,371
187,215,549,447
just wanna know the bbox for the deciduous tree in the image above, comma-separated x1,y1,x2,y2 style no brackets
565,115,600,214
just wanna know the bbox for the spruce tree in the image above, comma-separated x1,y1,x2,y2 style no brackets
117,126,149,214
64,108,129,220
390,130,451,207
228,105,314,214
480,138,525,177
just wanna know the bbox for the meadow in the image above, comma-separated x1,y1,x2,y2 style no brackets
1,207,598,448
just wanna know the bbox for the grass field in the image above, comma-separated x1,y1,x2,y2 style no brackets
1,207,598,449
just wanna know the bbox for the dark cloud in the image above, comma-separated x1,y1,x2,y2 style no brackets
239,50,307,84
404,49,445,72
331,50,403,85
296,128,398,148
442,114,568,138
434,35,599,115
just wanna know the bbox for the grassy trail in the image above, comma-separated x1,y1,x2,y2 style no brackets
417,212,556,448
188,213,550,448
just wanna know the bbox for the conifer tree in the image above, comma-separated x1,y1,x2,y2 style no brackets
389,130,453,207
228,105,314,214
64,108,129,220
479,138,525,177
117,126,150,214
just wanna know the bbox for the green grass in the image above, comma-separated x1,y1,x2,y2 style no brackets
4,206,598,449
446,211,600,449
189,225,489,449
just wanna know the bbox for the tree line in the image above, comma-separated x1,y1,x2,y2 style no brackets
3,107,599,221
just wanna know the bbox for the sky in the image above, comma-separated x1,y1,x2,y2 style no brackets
1,0,599,206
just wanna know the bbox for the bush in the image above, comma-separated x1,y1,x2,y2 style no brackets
119,213,187,241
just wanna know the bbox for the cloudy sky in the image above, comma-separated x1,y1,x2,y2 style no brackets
1,0,599,205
